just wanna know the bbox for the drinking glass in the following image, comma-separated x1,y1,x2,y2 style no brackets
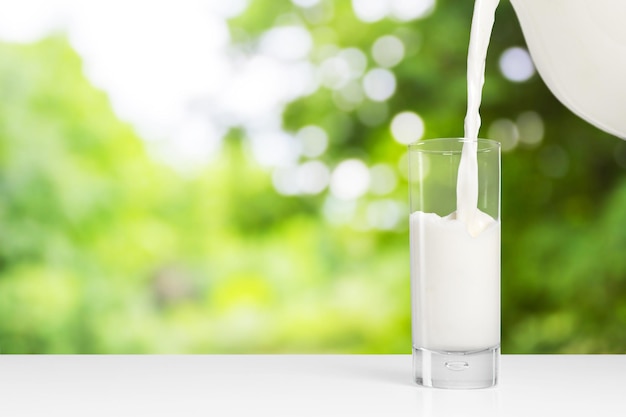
408,138,501,389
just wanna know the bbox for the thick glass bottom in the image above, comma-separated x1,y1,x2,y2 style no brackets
413,345,499,389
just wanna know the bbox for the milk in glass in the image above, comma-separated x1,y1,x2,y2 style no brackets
410,0,501,353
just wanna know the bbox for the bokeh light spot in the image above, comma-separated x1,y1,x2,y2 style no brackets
334,80,365,111
296,125,329,158
391,111,425,144
372,35,405,68
319,56,352,89
363,68,396,101
488,118,519,152
352,0,388,23
330,159,370,200
389,0,436,21
297,161,331,194
339,47,368,78
517,111,545,146
499,47,535,82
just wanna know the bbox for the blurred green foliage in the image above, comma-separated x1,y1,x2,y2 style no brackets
1,0,626,353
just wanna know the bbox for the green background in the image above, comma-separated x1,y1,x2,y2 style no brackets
1,0,625,353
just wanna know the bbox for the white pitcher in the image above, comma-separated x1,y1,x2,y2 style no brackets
510,0,626,139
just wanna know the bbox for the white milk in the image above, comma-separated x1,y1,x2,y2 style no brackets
411,0,501,352
410,211,500,351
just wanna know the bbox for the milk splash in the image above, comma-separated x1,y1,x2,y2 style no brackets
457,0,500,230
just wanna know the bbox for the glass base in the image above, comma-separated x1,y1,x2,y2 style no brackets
413,345,499,389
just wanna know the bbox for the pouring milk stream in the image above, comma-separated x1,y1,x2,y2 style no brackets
457,0,500,234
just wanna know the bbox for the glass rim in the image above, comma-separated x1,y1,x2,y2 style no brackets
407,138,500,154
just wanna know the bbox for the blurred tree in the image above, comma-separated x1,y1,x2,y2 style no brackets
1,0,625,354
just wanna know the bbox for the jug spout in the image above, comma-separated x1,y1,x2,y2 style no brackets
510,0,626,139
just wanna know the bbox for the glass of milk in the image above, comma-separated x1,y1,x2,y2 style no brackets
408,138,501,389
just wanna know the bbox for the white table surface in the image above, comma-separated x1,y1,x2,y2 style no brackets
0,355,624,416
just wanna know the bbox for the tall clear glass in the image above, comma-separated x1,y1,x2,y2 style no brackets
408,138,501,389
